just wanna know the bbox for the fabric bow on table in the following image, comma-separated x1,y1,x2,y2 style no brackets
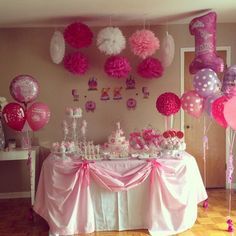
73,160,94,186
146,159,161,185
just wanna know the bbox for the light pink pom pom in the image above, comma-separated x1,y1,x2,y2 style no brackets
64,22,93,49
137,57,163,79
129,29,160,59
104,55,131,78
63,52,89,75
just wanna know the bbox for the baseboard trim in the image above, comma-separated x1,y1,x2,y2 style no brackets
0,191,30,199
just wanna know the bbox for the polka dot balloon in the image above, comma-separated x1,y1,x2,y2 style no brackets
193,68,221,98
181,90,204,118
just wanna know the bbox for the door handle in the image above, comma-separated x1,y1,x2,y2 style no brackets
186,125,190,129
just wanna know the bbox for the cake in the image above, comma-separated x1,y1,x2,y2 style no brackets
103,122,129,157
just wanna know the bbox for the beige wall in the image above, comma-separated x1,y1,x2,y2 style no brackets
0,23,235,192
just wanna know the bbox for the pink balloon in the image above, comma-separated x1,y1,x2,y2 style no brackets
212,96,228,128
181,90,204,118
10,75,39,104
224,97,236,130
2,103,26,131
189,12,224,74
27,102,50,131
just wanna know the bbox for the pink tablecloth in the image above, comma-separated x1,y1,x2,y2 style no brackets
34,151,207,236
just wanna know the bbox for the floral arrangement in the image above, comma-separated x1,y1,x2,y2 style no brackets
156,92,181,116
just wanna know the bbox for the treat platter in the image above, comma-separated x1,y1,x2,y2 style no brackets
50,107,187,161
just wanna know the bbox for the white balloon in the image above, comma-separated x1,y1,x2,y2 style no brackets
50,31,65,64
160,32,175,68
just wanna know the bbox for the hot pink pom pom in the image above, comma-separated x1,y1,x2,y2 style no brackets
64,22,93,49
137,57,163,79
63,51,89,75
129,29,160,59
104,55,131,78
156,92,181,116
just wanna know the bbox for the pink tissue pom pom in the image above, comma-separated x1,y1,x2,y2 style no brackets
129,29,160,59
137,57,163,79
64,22,93,49
156,92,181,116
63,51,89,75
104,55,131,78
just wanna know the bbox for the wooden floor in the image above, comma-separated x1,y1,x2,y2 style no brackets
0,189,235,236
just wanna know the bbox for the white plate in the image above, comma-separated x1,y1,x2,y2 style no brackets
52,151,75,155
138,155,150,159
107,156,130,160
131,153,139,158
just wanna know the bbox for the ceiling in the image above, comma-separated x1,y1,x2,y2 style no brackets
0,0,236,28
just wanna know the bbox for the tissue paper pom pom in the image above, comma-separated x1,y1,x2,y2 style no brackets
156,92,181,116
64,22,93,48
137,57,163,79
63,52,89,75
129,29,160,59
104,55,131,78
97,27,126,55
50,31,65,64
160,32,175,68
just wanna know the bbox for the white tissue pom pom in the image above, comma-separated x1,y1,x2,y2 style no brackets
160,32,175,68
50,31,65,64
97,27,126,55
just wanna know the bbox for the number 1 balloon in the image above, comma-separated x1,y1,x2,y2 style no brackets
189,12,224,74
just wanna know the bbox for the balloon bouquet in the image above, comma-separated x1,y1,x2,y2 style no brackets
181,11,236,232
2,74,50,216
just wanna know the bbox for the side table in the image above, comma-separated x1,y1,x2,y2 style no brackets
0,148,37,205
